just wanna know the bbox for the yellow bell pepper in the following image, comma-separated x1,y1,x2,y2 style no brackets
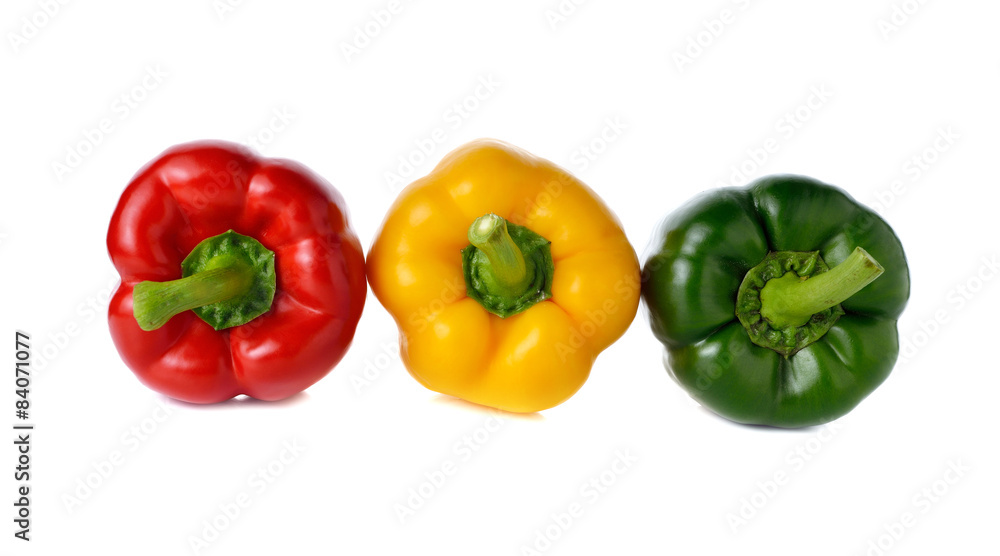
367,139,640,412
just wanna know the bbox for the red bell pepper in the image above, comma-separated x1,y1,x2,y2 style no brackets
107,141,366,403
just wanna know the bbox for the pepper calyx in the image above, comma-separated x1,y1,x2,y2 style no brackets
462,214,553,318
736,250,835,357
132,230,276,331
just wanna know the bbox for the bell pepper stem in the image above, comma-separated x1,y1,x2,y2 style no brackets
760,247,884,329
467,214,531,294
133,260,253,331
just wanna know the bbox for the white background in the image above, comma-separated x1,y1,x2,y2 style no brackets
2,0,998,554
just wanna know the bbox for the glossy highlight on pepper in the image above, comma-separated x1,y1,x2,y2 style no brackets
367,139,640,413
107,141,366,403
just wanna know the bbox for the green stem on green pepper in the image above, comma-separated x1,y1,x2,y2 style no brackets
760,246,884,329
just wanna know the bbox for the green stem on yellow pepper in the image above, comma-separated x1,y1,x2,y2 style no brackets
467,214,533,297
462,214,554,318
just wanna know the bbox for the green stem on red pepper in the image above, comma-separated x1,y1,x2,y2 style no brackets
132,230,276,331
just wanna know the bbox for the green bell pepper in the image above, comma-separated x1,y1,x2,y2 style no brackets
642,175,910,428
